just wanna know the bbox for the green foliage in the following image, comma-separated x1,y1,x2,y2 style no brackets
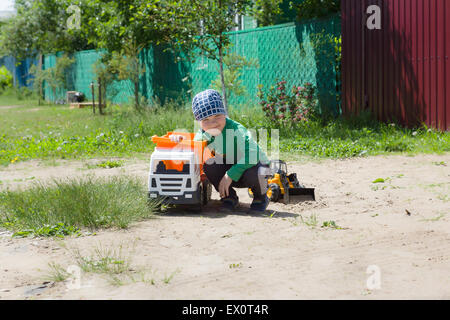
11,222,81,238
296,0,341,21
211,52,259,99
0,66,13,90
96,160,124,168
250,0,284,26
0,0,93,60
321,220,342,229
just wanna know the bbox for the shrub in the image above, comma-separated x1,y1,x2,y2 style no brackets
0,66,13,90
257,79,319,127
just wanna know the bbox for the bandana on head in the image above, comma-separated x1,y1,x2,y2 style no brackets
192,89,227,121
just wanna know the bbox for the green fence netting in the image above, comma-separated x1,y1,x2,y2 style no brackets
43,14,341,114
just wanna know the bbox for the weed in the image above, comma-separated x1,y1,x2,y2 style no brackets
163,269,180,284
437,194,449,202
44,262,71,282
420,213,446,222
299,213,318,228
229,263,243,269
96,160,124,168
321,220,343,229
69,242,136,286
11,222,81,238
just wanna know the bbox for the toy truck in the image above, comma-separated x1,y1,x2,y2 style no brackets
248,160,315,204
148,132,213,210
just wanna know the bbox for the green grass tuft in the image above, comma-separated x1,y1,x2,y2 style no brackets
0,175,158,236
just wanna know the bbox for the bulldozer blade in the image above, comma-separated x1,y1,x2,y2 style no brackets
284,188,315,204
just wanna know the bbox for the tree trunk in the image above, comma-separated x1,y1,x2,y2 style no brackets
134,79,139,111
218,45,228,113
102,81,107,112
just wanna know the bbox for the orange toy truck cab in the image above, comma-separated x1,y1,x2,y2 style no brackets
151,132,213,174
148,131,214,209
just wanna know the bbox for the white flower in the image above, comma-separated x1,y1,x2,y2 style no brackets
119,131,124,134
412,131,418,136
135,134,139,138
57,147,62,151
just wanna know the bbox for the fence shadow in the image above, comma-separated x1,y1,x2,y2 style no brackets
294,14,341,117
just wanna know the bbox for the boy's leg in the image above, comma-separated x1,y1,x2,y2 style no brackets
203,156,238,200
231,162,270,199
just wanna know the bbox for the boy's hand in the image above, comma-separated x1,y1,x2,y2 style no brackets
219,173,233,198
169,134,184,143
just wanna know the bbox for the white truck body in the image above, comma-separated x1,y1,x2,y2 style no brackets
148,147,203,203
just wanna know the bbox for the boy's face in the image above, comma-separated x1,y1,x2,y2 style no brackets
199,114,226,136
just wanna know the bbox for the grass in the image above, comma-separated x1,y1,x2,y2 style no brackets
420,213,446,222
1,92,449,167
299,213,319,228
0,175,158,237
69,242,136,286
162,269,180,284
44,262,71,282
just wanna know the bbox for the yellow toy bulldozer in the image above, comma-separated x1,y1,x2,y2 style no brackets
249,160,315,204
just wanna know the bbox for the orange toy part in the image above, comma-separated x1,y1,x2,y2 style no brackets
151,132,213,173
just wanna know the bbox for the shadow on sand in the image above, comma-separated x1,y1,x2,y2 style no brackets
154,200,305,219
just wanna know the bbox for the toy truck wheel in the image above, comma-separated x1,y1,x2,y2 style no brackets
268,183,281,202
202,180,212,205
188,183,204,212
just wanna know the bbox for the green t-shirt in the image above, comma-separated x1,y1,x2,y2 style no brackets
194,117,270,182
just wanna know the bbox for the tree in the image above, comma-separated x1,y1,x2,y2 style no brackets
0,0,93,60
210,51,259,101
29,53,75,103
250,0,283,26
296,0,341,21
0,0,94,103
160,0,253,112
81,0,173,110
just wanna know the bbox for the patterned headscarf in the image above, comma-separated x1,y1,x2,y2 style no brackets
192,89,227,121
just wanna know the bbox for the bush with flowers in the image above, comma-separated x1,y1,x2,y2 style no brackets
257,79,319,127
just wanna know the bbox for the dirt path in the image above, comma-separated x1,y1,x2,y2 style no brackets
0,153,449,299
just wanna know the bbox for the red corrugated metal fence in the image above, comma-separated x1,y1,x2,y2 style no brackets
342,0,449,131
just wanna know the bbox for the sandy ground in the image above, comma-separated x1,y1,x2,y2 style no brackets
0,153,449,300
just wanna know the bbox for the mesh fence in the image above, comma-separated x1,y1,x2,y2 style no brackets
0,55,39,88
43,14,341,114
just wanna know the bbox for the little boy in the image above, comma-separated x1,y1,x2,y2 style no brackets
171,89,271,213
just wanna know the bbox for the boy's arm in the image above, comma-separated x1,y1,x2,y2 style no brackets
226,127,269,182
193,129,206,141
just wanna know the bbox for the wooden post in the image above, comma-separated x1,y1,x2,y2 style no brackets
98,77,103,115
38,54,43,106
90,81,95,114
